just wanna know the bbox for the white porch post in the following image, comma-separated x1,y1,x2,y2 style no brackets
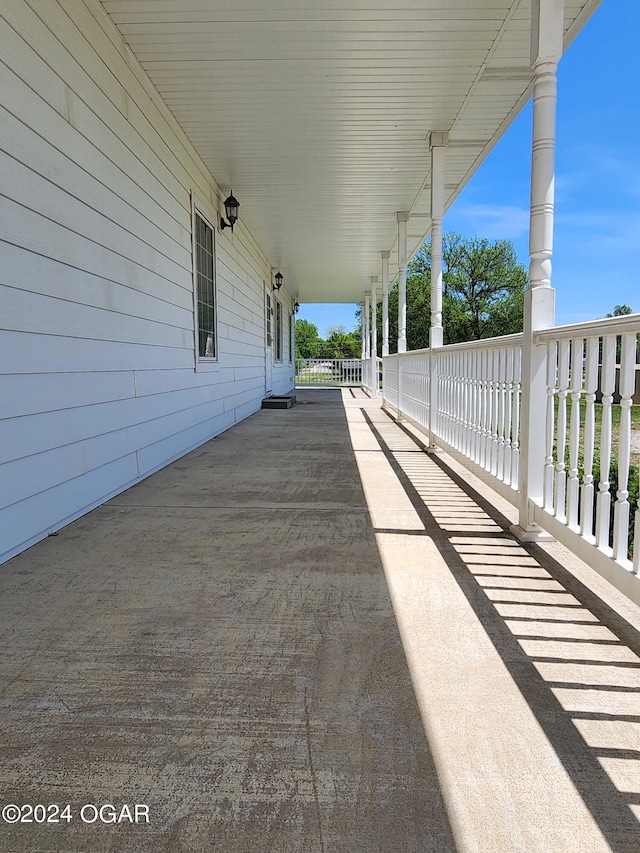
364,290,371,358
429,132,448,349
397,212,409,353
360,302,366,359
513,0,562,539
381,251,390,356
371,276,378,397
370,277,378,360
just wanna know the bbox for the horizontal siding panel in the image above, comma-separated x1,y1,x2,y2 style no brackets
1,330,195,374
0,371,135,419
233,364,266,381
222,383,267,414
1,429,143,510
60,0,214,191
65,0,218,200
0,0,277,563
0,152,191,285
0,243,194,324
0,199,191,299
232,398,263,424
1,386,237,509
0,68,189,244
136,409,236,476
133,367,234,397
1,287,192,348
7,0,193,206
0,454,139,564
221,337,266,359
0,17,70,119
0,106,191,259
1,390,230,466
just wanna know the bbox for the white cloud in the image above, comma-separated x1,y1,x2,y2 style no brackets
447,203,530,241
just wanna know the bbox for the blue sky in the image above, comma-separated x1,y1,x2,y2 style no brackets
300,0,639,336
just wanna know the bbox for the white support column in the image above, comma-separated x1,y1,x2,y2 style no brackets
397,212,409,353
370,277,378,360
364,290,371,359
371,276,379,397
360,303,366,360
381,251,390,357
512,0,563,540
429,132,448,349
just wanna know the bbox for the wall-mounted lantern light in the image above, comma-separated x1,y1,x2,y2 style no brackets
293,301,300,314
273,271,283,291
220,191,239,231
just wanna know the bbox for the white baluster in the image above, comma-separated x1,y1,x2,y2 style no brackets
465,350,472,457
511,347,522,489
543,341,557,511
580,337,598,540
566,338,583,529
497,348,506,480
490,350,499,475
484,348,493,471
596,334,616,550
634,501,640,576
613,332,637,561
471,349,479,462
504,348,514,486
555,339,570,522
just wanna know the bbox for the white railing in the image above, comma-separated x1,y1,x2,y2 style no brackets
381,315,640,605
362,357,372,393
534,316,640,587
438,335,523,492
383,336,522,498
295,358,362,386
362,356,383,396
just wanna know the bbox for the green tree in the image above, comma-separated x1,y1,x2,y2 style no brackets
606,304,633,317
295,319,321,358
320,324,361,358
604,304,639,363
377,233,526,351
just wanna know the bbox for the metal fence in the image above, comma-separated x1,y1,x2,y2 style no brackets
295,358,362,386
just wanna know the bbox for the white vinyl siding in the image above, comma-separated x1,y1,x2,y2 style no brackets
0,0,293,564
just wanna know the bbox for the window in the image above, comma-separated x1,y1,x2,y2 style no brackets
265,289,272,347
275,299,283,361
194,210,216,360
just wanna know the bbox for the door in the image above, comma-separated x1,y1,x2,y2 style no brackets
265,285,273,395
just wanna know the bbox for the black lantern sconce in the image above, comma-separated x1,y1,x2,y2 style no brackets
273,271,283,291
220,191,239,232
294,301,300,314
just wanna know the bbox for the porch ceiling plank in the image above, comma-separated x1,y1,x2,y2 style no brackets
98,0,601,303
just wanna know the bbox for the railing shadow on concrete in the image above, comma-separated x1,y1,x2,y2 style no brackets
379,314,640,608
360,405,640,851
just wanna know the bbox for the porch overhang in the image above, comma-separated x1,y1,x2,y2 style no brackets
99,0,601,303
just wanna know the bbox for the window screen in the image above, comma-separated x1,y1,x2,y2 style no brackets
195,212,216,359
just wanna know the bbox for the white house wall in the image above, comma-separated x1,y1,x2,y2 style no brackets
0,0,295,564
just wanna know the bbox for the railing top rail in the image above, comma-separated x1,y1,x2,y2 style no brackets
432,332,523,352
535,312,640,343
383,332,524,360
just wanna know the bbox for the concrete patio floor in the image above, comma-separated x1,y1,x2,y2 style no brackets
1,388,640,852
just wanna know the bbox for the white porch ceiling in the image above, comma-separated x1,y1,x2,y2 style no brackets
100,0,601,303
